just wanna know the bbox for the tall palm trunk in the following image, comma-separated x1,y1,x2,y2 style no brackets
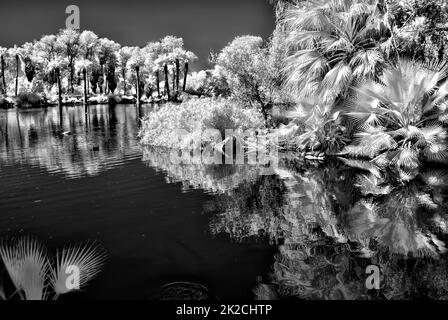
100,64,104,94
175,59,180,95
135,66,140,105
164,64,170,101
105,65,109,94
83,68,88,110
69,59,75,93
122,68,126,95
156,70,160,97
1,55,6,95
15,55,19,97
183,62,189,92
172,66,176,101
56,67,63,127
56,67,62,106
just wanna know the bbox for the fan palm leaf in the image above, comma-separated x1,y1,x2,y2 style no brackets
343,59,448,170
282,0,388,101
0,237,49,300
50,243,106,296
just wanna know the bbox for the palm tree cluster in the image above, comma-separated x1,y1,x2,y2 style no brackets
279,0,448,172
0,30,196,102
282,0,390,103
343,60,448,174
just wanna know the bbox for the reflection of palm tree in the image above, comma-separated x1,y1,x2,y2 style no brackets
343,168,448,257
208,156,448,299
0,105,142,178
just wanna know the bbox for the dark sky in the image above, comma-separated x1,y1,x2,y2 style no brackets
0,0,275,69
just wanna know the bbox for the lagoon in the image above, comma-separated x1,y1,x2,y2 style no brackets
1,105,448,300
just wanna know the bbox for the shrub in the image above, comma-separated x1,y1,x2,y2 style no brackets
16,92,42,107
0,95,10,109
107,94,121,105
138,97,265,149
343,59,448,172
274,98,348,154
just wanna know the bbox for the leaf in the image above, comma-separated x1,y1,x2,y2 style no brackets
0,237,50,300
50,243,106,296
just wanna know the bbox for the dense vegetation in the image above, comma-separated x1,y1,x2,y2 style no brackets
0,32,196,106
142,0,448,169
2,0,448,299
1,0,448,175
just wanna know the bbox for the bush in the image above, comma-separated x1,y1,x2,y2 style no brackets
108,94,121,105
0,95,10,109
16,92,43,108
138,97,265,149
273,99,348,154
343,59,448,174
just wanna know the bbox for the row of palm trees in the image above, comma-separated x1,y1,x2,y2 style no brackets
0,32,197,106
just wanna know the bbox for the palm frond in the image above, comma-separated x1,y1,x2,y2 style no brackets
390,147,419,170
421,169,448,186
416,193,438,209
423,143,448,163
0,237,49,300
343,130,396,158
339,158,382,177
355,173,391,196
283,0,387,100
50,243,106,296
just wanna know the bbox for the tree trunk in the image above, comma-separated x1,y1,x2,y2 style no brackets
1,55,6,95
175,59,180,95
101,64,105,94
83,68,88,110
70,59,74,93
56,67,62,116
135,66,140,105
172,66,176,101
183,62,189,92
105,65,109,94
156,70,160,97
15,54,19,97
122,68,126,95
164,64,170,101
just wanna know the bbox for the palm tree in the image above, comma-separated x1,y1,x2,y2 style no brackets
282,0,390,103
343,59,448,172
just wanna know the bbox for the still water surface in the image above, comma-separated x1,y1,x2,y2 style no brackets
1,105,448,300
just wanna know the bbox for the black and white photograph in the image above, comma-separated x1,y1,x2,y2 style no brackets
1,0,448,313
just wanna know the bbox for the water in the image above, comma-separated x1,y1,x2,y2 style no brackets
1,105,448,300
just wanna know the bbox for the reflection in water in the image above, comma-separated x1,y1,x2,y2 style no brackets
2,106,448,299
207,157,448,300
0,105,150,178
0,105,275,299
142,146,267,194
